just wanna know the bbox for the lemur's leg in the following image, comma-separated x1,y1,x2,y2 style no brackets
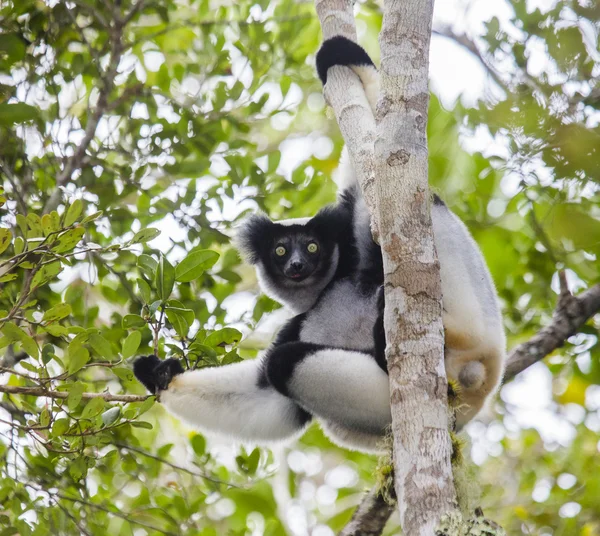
266,342,391,436
431,198,506,427
134,356,311,443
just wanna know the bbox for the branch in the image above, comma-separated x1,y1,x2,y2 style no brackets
0,384,149,403
432,26,543,97
432,26,508,93
315,0,378,233
115,442,235,487
43,14,125,214
505,274,600,380
339,487,395,536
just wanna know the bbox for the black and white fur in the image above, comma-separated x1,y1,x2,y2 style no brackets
134,37,506,452
234,190,357,315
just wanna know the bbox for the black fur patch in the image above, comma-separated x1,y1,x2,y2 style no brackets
133,355,184,394
432,193,445,206
235,213,274,264
372,288,388,373
264,342,323,396
133,355,161,394
274,314,306,346
257,314,306,389
235,201,355,293
316,36,375,85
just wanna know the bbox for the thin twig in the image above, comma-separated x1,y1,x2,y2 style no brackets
0,384,150,402
504,276,600,380
115,442,235,487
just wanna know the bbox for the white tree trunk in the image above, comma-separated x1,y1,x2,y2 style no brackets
377,1,457,533
315,0,378,227
315,0,458,533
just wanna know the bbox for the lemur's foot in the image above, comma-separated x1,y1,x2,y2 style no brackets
133,355,184,394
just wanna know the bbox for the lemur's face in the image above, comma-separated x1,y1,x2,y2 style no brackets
269,232,324,284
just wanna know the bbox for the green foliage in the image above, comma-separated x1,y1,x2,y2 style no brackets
0,0,598,534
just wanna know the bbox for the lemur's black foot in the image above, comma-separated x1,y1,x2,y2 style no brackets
133,355,184,394
316,35,375,85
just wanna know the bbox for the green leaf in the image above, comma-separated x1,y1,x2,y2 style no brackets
204,328,242,348
136,396,156,416
13,236,24,255
0,103,38,125
137,254,158,279
42,303,72,323
247,448,260,474
39,408,50,427
52,226,85,253
31,262,62,289
81,397,105,419
41,212,60,237
68,457,87,481
64,199,83,226
0,273,17,283
89,333,113,359
187,342,217,359
26,213,43,237
0,228,11,255
191,434,206,457
175,249,219,282
130,420,153,429
101,407,121,426
67,383,85,411
165,308,190,337
137,278,151,303
68,345,90,375
1,322,39,359
51,418,70,437
154,255,175,301
41,344,55,364
131,228,160,244
80,211,103,224
122,331,142,359
112,367,134,383
122,314,146,329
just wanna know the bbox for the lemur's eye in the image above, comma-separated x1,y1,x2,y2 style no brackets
307,242,318,253
275,246,286,256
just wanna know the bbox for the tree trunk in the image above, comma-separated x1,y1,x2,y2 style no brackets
315,0,458,533
376,0,459,533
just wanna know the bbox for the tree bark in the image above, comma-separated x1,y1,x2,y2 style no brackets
315,0,457,533
376,0,458,533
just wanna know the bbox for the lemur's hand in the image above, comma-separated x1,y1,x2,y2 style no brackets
133,355,184,394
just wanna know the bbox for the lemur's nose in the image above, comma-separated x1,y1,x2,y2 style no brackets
291,261,304,271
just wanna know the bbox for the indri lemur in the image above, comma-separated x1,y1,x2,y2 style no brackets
134,37,506,452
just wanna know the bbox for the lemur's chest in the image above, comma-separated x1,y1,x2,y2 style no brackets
299,280,378,351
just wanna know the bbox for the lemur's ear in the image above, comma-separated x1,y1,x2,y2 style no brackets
310,204,352,240
234,213,274,264
316,36,375,85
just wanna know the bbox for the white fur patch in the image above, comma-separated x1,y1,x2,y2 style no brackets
161,359,307,442
289,348,391,434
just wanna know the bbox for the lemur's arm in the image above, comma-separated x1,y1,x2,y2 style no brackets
316,36,506,427
133,320,392,451
134,355,311,442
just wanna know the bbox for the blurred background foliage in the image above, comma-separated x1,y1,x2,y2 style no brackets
0,0,598,534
